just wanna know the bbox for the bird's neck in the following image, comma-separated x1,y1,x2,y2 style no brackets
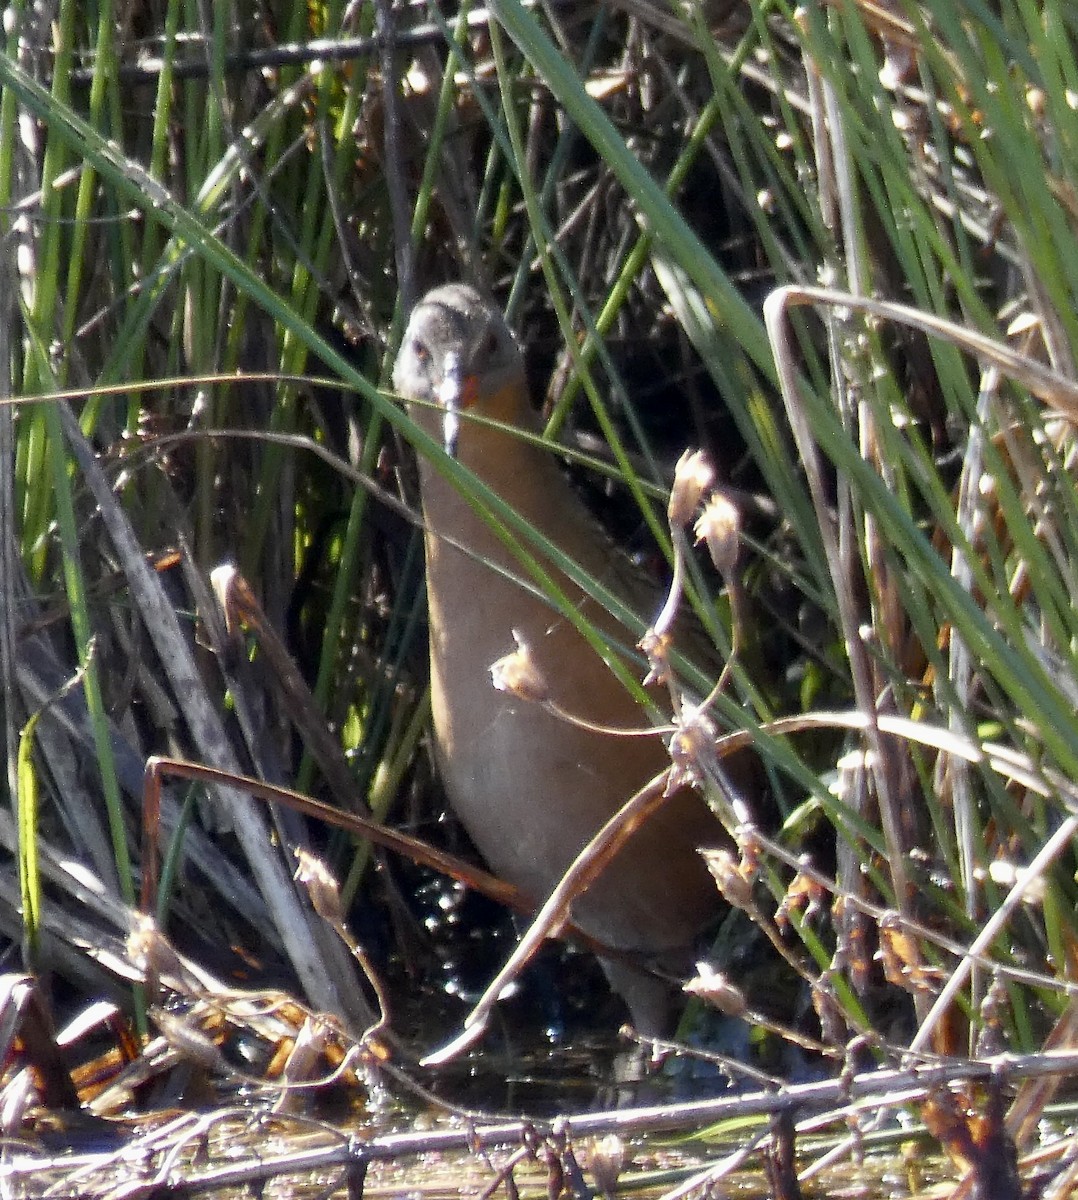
417,413,573,571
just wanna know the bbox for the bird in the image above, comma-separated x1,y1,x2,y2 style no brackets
392,282,726,1034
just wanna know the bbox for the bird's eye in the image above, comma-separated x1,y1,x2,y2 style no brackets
413,341,431,364
477,331,498,359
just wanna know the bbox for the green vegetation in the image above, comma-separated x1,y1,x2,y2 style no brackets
0,0,1076,1096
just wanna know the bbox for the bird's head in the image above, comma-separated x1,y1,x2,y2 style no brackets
393,284,530,455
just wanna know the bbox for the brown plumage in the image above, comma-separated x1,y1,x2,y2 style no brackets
393,283,725,1032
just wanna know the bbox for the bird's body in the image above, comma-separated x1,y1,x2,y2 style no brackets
393,284,722,1031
